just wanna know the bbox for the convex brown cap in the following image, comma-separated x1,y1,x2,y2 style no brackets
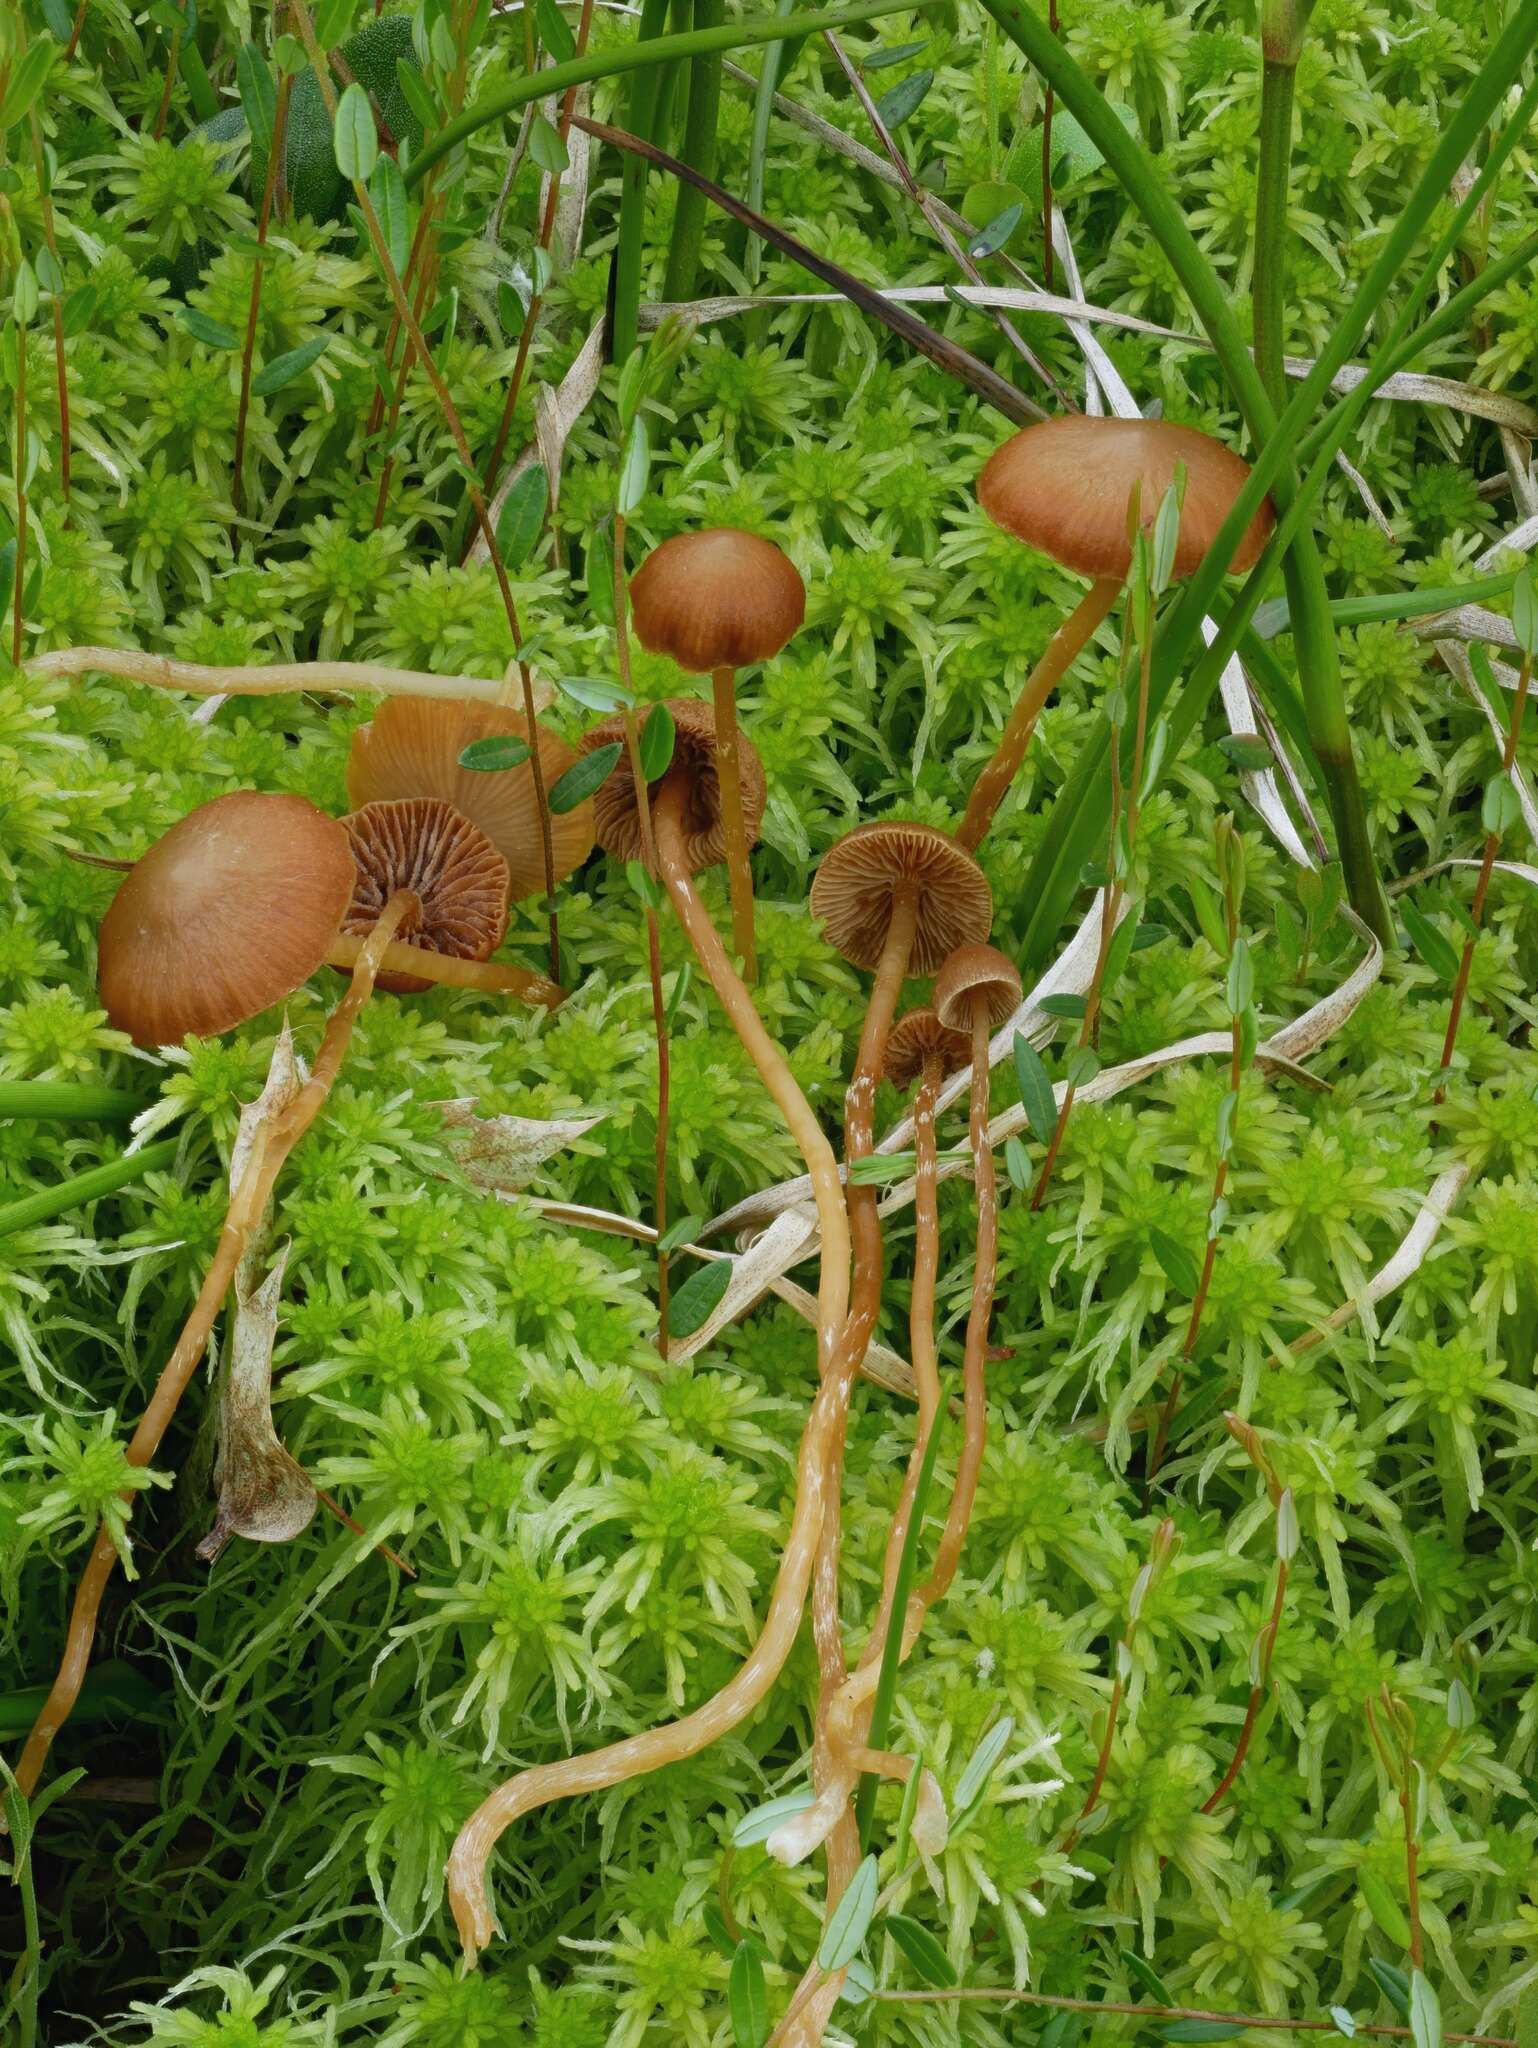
630,529,805,673
934,942,1024,1032
811,822,991,976
978,417,1274,582
581,698,767,874
347,696,593,902
885,1007,970,1090
98,791,356,1048
341,798,509,994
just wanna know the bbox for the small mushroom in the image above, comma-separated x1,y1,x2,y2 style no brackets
340,798,509,995
962,416,1276,849
346,695,594,902
926,940,1023,1604
98,791,359,1048
98,792,557,1052
630,528,805,983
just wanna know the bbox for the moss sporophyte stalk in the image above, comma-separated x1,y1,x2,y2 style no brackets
5,0,1538,2041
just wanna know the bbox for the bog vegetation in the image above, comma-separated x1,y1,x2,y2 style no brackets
1,0,1537,2044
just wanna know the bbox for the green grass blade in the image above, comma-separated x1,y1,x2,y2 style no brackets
0,1137,180,1237
404,0,948,190
0,1082,146,1122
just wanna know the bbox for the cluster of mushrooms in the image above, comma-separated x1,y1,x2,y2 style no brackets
23,412,1274,2032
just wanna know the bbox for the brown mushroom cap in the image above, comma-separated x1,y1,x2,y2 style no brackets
580,697,767,874
978,417,1275,582
340,798,510,994
346,696,594,902
630,529,806,674
933,941,1024,1032
810,822,992,976
98,791,357,1048
884,1007,970,1091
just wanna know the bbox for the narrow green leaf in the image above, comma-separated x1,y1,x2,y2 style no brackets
1121,1949,1173,2004
663,961,693,1033
370,154,411,277
179,307,241,350
496,463,549,568
334,81,378,183
1225,936,1253,1016
1368,1960,1412,2022
667,1257,733,1337
1358,1868,1413,1949
550,743,622,813
1482,771,1522,837
1512,562,1538,658
559,675,633,714
1038,994,1087,1021
952,1715,1013,1825
1217,733,1276,772
1409,1971,1441,2048
874,66,932,126
700,1901,735,1959
1004,1135,1031,1190
817,1854,878,1971
236,41,277,156
250,335,331,395
1158,2024,1249,2044
313,0,356,48
528,111,570,174
1149,1228,1198,1296
618,415,650,515
1012,1031,1055,1143
458,735,531,772
861,36,928,67
41,0,74,39
731,1788,815,1848
638,702,676,782
728,1940,769,2048
968,201,1023,259
1400,900,1460,985
0,40,56,135
656,1213,704,1254
1516,1987,1538,2048
535,0,577,59
881,1913,956,1988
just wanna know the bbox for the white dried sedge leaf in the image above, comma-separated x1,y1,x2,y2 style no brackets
472,319,605,558
1393,856,1538,895
1295,1164,1471,1354
1444,640,1538,846
195,1247,317,1564
438,1098,606,1191
230,1022,305,1199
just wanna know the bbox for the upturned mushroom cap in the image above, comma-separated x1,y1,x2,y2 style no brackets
810,822,992,976
630,528,806,673
933,941,1024,1032
581,698,767,874
978,417,1274,582
884,1007,970,1091
98,791,356,1048
347,696,593,901
340,798,509,994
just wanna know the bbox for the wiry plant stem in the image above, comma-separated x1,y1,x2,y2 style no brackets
232,54,294,531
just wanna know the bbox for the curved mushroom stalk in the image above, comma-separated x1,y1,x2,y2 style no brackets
960,416,1276,851
446,761,855,1966
14,889,419,1800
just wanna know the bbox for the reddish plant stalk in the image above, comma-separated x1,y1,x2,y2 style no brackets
481,0,598,493
232,61,295,531
150,27,181,139
29,114,70,504
1202,1555,1287,1813
65,0,90,59
1435,648,1532,1100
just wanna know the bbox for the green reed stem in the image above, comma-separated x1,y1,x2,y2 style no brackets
662,0,724,303
0,1083,147,1122
610,0,673,364
745,0,798,289
404,0,948,189
0,1138,180,1238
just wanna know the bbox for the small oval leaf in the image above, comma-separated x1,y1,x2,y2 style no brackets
666,1257,733,1338
550,743,621,814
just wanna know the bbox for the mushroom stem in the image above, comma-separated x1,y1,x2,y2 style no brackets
920,995,999,1605
441,779,859,1970
10,890,418,1802
956,574,1122,851
810,880,920,1893
322,933,563,1007
767,1043,945,1870
711,663,758,981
